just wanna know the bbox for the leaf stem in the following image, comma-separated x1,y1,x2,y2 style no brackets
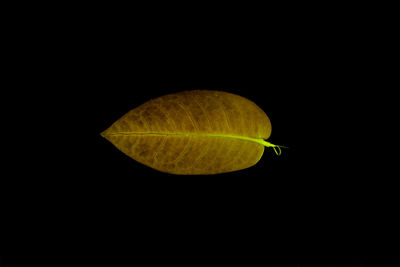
260,140,288,156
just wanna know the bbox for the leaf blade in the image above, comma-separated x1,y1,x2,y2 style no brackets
102,90,275,175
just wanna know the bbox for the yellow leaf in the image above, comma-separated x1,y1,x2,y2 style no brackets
101,90,285,175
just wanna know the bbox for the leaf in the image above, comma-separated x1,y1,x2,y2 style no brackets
101,90,284,175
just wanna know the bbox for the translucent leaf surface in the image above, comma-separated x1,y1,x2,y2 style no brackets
101,90,281,175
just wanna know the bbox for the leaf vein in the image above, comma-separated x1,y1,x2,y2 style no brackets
208,94,231,131
193,96,213,131
176,102,198,132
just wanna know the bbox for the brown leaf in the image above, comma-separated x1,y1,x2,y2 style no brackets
101,90,283,175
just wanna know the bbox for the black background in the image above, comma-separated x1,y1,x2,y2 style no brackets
2,255,400,267
2,2,398,265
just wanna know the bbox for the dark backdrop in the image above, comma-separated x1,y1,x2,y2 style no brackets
1,258,398,266
2,2,397,264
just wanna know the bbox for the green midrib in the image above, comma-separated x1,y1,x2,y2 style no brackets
102,131,284,154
